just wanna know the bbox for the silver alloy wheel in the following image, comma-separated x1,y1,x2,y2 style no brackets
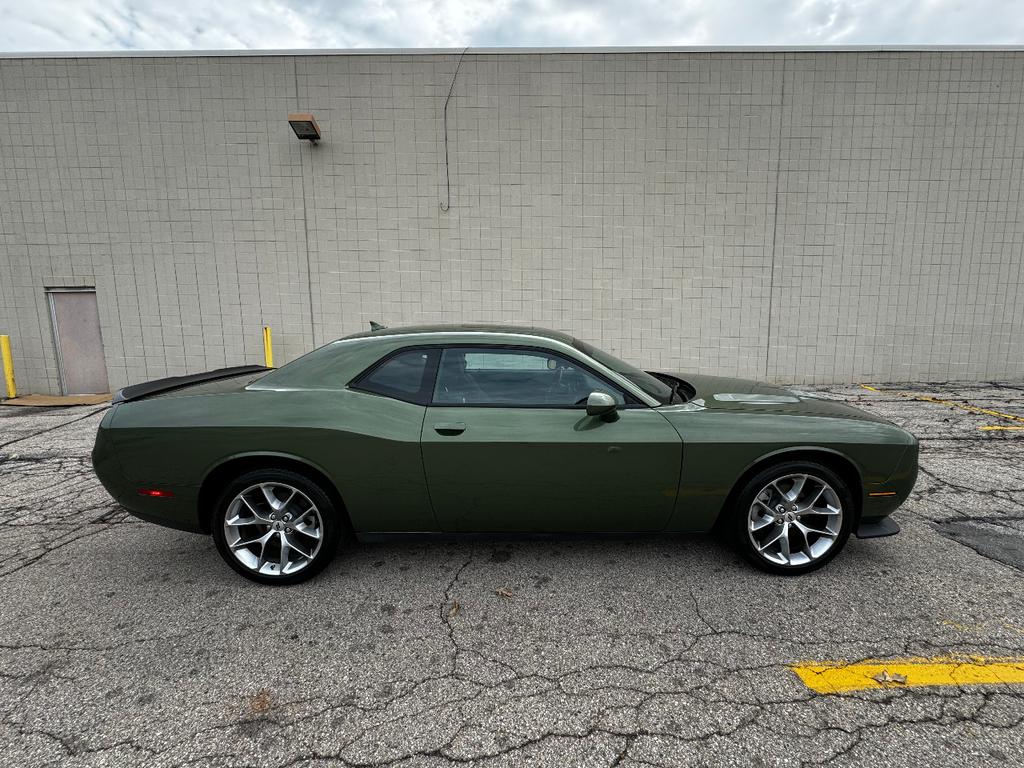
747,473,843,567
223,482,324,576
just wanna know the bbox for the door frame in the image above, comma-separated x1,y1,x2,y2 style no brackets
45,286,101,396
415,343,680,533
354,342,643,410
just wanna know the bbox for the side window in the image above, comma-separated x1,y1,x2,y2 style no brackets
351,348,438,405
433,347,625,407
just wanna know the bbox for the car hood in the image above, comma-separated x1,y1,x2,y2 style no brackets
659,372,890,423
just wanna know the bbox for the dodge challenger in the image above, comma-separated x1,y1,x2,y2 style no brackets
92,324,918,584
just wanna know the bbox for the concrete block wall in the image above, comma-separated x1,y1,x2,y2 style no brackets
0,48,1022,394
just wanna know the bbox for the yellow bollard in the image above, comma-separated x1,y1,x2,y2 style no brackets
262,326,274,368
1,335,16,399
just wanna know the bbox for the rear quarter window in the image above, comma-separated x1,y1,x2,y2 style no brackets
351,348,439,405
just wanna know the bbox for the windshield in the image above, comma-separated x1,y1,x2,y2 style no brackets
572,339,675,404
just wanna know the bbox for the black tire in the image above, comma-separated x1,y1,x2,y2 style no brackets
212,468,344,585
731,460,854,575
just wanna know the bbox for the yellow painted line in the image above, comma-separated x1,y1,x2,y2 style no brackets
941,620,1024,636
911,395,1024,423
979,425,1024,431
792,656,1024,694
859,384,1024,429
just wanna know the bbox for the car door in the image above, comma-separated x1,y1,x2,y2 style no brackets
420,345,682,532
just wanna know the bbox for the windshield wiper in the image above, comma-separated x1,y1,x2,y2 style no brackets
651,372,684,404
668,378,685,404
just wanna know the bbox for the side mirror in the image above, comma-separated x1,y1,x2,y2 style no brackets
586,391,617,417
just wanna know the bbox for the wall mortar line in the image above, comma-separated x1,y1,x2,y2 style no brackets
294,56,317,349
764,54,787,380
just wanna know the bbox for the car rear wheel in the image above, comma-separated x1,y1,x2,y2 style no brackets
731,460,853,575
212,469,342,585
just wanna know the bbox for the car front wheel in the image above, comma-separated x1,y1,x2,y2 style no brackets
732,461,853,575
212,469,342,585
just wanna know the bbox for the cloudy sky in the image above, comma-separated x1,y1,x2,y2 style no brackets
1,0,1022,52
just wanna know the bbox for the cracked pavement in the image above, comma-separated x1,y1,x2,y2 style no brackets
1,384,1023,767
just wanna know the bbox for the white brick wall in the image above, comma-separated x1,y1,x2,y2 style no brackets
1,49,1022,393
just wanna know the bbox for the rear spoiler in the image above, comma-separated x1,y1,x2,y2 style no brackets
112,365,271,404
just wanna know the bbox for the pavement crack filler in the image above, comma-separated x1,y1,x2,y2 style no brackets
791,655,1024,694
932,518,1024,572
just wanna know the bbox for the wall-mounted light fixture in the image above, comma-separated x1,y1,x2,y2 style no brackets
288,113,321,143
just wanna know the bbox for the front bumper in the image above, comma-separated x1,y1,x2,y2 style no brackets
851,432,917,540
856,516,900,538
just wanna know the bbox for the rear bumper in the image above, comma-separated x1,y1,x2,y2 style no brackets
91,417,203,533
115,494,203,533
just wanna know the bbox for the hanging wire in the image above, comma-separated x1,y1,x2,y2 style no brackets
439,47,469,212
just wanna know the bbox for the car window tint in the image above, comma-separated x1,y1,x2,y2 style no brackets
354,348,436,404
433,347,625,407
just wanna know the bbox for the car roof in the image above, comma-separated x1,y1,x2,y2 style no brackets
255,322,662,406
342,323,577,345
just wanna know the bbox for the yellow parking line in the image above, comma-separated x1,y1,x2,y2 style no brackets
979,426,1024,431
859,384,1024,428
792,656,1024,694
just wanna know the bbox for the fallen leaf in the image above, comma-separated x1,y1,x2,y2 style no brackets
246,688,273,715
873,670,907,685
495,587,514,599
448,600,460,618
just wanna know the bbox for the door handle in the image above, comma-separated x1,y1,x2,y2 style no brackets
433,422,467,436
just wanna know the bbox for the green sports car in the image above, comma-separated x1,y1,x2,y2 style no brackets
91,324,918,584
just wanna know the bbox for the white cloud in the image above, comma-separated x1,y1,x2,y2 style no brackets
0,0,1022,52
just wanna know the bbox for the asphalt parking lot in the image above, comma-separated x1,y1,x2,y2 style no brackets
1,383,1023,767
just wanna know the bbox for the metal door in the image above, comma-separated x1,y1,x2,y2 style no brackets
421,405,683,532
419,346,682,533
47,289,110,394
